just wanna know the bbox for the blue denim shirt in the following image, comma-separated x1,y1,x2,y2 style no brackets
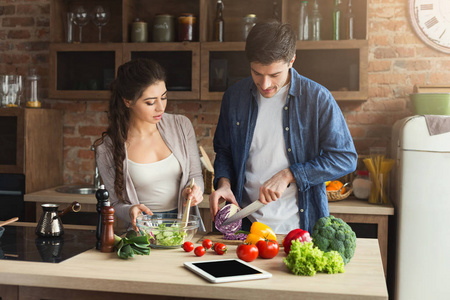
213,68,357,233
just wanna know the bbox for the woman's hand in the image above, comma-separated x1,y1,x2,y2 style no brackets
182,183,203,207
129,204,153,231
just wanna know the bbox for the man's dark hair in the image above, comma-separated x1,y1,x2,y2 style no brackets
245,20,296,65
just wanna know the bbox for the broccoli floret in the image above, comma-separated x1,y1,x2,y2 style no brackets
330,239,345,253
312,235,330,251
311,215,357,265
335,229,346,241
320,226,336,240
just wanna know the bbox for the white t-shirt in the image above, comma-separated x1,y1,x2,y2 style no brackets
243,84,300,234
127,153,181,212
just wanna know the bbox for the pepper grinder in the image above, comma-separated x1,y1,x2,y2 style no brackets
95,184,109,250
100,200,115,253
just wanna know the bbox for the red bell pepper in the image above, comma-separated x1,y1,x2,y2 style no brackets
282,228,312,254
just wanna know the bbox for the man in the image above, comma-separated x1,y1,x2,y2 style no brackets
210,20,357,234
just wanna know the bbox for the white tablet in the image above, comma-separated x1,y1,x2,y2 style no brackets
184,258,272,283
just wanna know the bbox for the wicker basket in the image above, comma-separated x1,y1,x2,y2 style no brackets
327,182,353,202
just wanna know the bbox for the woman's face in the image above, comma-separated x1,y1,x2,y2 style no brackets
125,81,167,125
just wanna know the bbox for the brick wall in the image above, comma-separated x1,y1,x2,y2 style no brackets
1,0,449,185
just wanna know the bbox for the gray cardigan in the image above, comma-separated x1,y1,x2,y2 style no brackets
96,113,205,228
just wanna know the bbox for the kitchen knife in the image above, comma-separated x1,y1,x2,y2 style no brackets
221,200,265,226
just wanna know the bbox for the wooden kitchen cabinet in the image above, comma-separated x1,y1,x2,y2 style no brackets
123,42,201,100
49,0,368,101
0,108,63,194
49,43,122,100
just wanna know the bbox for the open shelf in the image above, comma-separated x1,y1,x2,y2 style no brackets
49,43,122,100
123,42,200,100
49,0,368,101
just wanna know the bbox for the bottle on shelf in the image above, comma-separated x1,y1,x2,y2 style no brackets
309,0,322,41
66,12,73,43
298,1,309,41
214,0,224,42
242,14,257,41
346,0,355,40
332,0,342,40
272,1,280,21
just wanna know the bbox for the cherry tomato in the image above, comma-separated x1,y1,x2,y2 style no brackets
236,244,259,262
183,241,194,252
202,239,213,250
194,246,206,257
256,239,279,259
213,243,227,255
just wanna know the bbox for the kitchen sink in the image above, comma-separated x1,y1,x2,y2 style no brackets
55,185,97,195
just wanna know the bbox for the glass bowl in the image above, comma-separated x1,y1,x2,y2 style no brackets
136,213,199,249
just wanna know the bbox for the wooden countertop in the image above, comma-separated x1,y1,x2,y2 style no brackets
24,185,97,205
25,186,394,215
0,230,388,300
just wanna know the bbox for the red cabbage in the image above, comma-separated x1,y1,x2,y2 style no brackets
223,233,247,240
214,204,242,234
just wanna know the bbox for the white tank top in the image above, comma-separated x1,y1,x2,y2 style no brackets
243,83,300,234
127,153,181,212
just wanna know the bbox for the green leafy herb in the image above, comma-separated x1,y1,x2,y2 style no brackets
283,241,345,276
114,230,151,259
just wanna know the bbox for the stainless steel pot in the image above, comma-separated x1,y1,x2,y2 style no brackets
35,202,81,237
0,217,19,239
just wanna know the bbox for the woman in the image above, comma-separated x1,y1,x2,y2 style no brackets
95,58,204,230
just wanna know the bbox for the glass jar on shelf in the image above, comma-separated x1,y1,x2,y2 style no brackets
178,13,196,42
131,18,148,43
153,14,175,42
26,68,41,108
352,170,371,200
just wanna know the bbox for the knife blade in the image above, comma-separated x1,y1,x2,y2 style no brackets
221,200,265,226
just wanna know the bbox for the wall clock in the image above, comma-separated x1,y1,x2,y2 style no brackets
408,0,450,54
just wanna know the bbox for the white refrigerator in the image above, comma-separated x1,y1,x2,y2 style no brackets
391,115,450,300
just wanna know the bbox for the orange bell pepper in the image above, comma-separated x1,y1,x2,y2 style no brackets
244,222,277,245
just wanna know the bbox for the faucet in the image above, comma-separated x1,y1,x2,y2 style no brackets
91,145,101,189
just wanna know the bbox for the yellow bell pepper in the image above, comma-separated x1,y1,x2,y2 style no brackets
244,222,277,245
245,233,264,245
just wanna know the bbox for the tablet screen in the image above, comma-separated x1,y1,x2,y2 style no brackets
192,260,262,277
184,259,272,283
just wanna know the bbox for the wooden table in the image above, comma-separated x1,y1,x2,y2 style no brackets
0,223,388,300
25,188,394,275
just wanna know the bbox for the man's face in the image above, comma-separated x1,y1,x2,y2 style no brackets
250,57,295,98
